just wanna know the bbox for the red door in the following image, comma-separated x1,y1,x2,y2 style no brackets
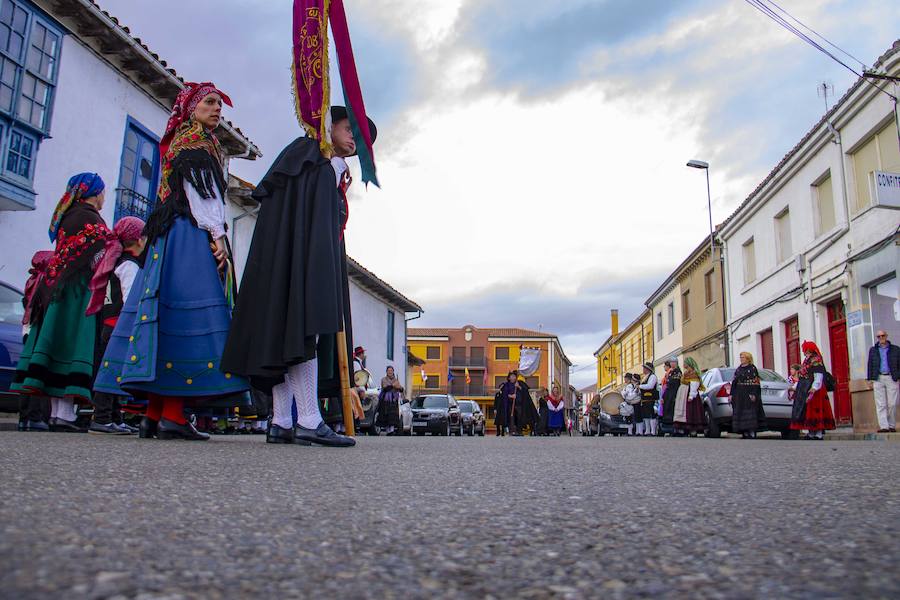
827,300,852,425
784,316,800,371
759,329,774,370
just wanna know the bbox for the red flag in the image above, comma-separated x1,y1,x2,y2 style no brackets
292,1,330,153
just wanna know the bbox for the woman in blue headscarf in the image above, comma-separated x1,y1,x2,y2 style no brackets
13,173,110,432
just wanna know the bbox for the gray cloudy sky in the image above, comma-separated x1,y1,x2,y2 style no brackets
101,0,898,388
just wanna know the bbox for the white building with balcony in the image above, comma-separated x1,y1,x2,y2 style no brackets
0,0,260,291
719,41,900,431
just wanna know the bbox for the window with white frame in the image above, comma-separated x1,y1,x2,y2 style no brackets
0,1,62,208
850,122,900,213
775,207,792,263
813,173,836,236
742,238,756,285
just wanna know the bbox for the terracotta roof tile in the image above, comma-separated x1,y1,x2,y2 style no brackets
409,327,556,338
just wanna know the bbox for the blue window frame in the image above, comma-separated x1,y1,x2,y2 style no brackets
114,117,160,223
386,309,395,360
0,0,62,210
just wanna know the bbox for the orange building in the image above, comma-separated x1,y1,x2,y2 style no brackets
408,325,572,430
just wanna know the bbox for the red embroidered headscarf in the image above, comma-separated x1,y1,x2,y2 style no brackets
160,82,232,159
86,216,145,316
801,341,822,357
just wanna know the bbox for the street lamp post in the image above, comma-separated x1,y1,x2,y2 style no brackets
687,159,730,366
687,159,714,260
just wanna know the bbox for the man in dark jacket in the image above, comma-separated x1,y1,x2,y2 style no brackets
867,330,900,432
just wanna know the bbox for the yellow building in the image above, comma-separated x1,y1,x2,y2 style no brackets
594,309,654,394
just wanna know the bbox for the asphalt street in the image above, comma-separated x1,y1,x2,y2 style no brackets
0,432,897,600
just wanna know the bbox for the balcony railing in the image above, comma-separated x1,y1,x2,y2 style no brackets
411,384,490,398
448,355,487,368
115,187,155,222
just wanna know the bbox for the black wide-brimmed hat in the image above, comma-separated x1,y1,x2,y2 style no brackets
643,362,654,372
330,106,377,156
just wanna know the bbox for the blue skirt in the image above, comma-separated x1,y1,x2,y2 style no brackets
547,409,564,430
94,217,248,401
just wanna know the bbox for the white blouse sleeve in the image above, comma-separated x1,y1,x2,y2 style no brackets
639,374,658,390
811,372,824,391
183,180,226,240
114,261,139,303
689,381,700,398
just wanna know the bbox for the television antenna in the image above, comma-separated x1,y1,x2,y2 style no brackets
817,81,834,112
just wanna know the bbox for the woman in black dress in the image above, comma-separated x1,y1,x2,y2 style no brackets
730,352,764,438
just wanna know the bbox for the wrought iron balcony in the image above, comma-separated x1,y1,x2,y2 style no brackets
448,355,487,368
114,187,155,222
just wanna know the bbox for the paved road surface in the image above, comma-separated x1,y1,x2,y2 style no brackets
0,432,897,599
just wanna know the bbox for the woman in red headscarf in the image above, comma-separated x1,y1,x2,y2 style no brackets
94,82,248,441
790,341,835,440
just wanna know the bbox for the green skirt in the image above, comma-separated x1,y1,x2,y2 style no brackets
12,281,98,401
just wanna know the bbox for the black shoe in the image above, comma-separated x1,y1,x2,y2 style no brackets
266,423,297,445
49,417,86,433
89,421,130,435
24,420,49,432
157,418,210,441
118,422,140,434
139,417,158,439
294,423,356,447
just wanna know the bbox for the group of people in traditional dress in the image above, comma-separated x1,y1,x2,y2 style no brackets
616,344,836,439
13,80,375,448
492,372,567,436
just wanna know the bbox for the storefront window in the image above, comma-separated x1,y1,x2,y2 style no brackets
869,276,899,342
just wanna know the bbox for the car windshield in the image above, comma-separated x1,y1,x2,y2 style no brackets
458,401,475,413
412,396,449,409
715,368,786,383
0,284,24,325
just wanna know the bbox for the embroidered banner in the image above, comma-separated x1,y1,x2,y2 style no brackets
292,0,331,153
330,0,379,186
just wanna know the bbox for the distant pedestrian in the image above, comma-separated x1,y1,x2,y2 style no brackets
638,363,659,436
787,364,801,402
536,387,549,436
731,352,763,439
546,383,565,435
867,330,899,433
377,366,404,435
622,374,641,435
661,358,682,436
678,357,706,435
494,372,516,436
791,341,835,440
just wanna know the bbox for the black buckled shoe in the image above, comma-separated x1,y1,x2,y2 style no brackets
294,422,356,447
157,418,210,441
267,423,298,445
49,417,86,433
139,417,159,439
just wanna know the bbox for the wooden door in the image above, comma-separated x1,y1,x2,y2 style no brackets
759,328,774,370
827,300,852,425
784,316,800,370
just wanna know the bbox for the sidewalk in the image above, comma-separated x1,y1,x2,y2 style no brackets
825,426,900,442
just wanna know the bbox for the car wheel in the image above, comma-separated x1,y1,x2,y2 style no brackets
780,429,800,440
369,427,380,436
704,407,720,438
416,431,425,436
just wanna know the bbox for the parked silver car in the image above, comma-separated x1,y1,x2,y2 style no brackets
701,367,798,439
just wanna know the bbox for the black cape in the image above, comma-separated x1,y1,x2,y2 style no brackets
221,137,351,393
661,367,682,425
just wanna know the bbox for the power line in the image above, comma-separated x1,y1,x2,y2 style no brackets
764,0,868,69
743,0,897,101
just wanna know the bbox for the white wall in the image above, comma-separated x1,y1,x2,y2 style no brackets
0,36,168,289
650,282,683,376
348,280,408,389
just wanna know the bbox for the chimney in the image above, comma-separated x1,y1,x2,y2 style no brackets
611,309,619,336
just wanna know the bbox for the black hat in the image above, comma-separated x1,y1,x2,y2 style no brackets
642,362,653,372
330,106,377,156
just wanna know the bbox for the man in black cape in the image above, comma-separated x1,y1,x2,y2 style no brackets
221,107,376,447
